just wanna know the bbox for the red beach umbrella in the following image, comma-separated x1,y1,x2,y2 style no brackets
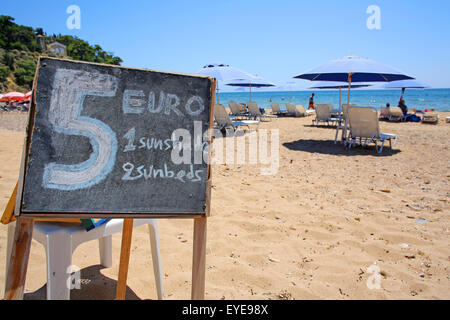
24,90,32,101
0,92,26,102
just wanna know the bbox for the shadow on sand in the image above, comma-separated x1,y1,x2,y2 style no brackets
283,139,401,156
24,265,142,300
302,124,338,129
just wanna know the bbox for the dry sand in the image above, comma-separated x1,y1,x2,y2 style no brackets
0,111,449,300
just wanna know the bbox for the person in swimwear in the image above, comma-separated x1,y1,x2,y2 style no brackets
308,93,315,110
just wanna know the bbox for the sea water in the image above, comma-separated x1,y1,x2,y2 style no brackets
218,89,450,112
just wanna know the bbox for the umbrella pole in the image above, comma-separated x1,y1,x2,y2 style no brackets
343,74,353,142
347,73,352,105
334,86,343,144
249,84,252,102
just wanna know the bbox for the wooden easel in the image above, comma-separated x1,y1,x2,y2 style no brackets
114,216,207,300
4,196,208,300
4,59,214,300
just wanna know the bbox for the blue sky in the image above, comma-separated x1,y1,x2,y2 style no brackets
3,0,450,89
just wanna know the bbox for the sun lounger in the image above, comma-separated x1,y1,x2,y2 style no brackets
422,112,440,124
446,116,450,123
299,105,315,116
270,103,287,116
247,102,277,121
346,106,398,153
335,104,356,143
285,103,310,117
228,101,249,119
214,104,259,132
285,103,301,117
313,104,339,126
379,107,390,119
386,107,404,122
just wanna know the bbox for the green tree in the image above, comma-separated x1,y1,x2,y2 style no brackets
0,65,10,82
13,58,36,88
0,15,37,51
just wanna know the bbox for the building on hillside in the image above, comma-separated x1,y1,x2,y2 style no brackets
47,42,67,56
36,35,47,51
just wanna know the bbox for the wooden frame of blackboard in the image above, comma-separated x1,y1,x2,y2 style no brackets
4,57,216,300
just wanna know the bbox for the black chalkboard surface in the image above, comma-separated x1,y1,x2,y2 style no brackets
18,57,214,217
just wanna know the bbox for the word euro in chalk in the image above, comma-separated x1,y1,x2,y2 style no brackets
66,5,81,30
366,5,381,30
122,163,203,183
43,68,118,191
122,89,205,117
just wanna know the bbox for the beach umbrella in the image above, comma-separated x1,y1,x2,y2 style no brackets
24,90,32,101
225,76,275,102
294,55,414,142
309,81,372,112
380,79,429,89
294,55,414,105
0,92,26,102
196,63,257,103
380,79,429,103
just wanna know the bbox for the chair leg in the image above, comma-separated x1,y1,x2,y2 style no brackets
45,232,73,300
334,127,339,144
378,140,385,153
148,221,164,300
4,221,16,294
98,236,112,268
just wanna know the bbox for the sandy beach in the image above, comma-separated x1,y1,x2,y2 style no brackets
0,111,449,300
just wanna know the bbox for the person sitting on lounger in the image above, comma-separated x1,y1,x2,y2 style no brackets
398,100,421,122
308,93,315,110
398,99,408,116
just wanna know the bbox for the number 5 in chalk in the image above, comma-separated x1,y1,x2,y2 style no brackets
43,68,119,190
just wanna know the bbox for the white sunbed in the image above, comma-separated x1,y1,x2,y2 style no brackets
270,103,287,116
214,104,259,133
285,103,311,117
228,101,249,119
335,103,356,143
386,107,404,122
247,102,277,121
313,104,339,126
346,106,398,153
422,112,440,124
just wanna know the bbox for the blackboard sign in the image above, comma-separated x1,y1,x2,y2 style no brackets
17,57,215,218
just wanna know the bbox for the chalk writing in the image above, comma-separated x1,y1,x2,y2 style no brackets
122,89,205,117
43,68,119,190
122,162,203,183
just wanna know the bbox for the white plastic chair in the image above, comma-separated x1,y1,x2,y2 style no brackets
5,219,163,300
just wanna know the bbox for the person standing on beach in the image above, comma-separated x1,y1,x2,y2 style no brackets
308,93,315,110
399,87,405,104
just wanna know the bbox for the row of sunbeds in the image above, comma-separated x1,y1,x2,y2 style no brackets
214,102,398,154
379,106,441,124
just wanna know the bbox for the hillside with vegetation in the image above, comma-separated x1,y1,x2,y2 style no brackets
0,15,123,93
